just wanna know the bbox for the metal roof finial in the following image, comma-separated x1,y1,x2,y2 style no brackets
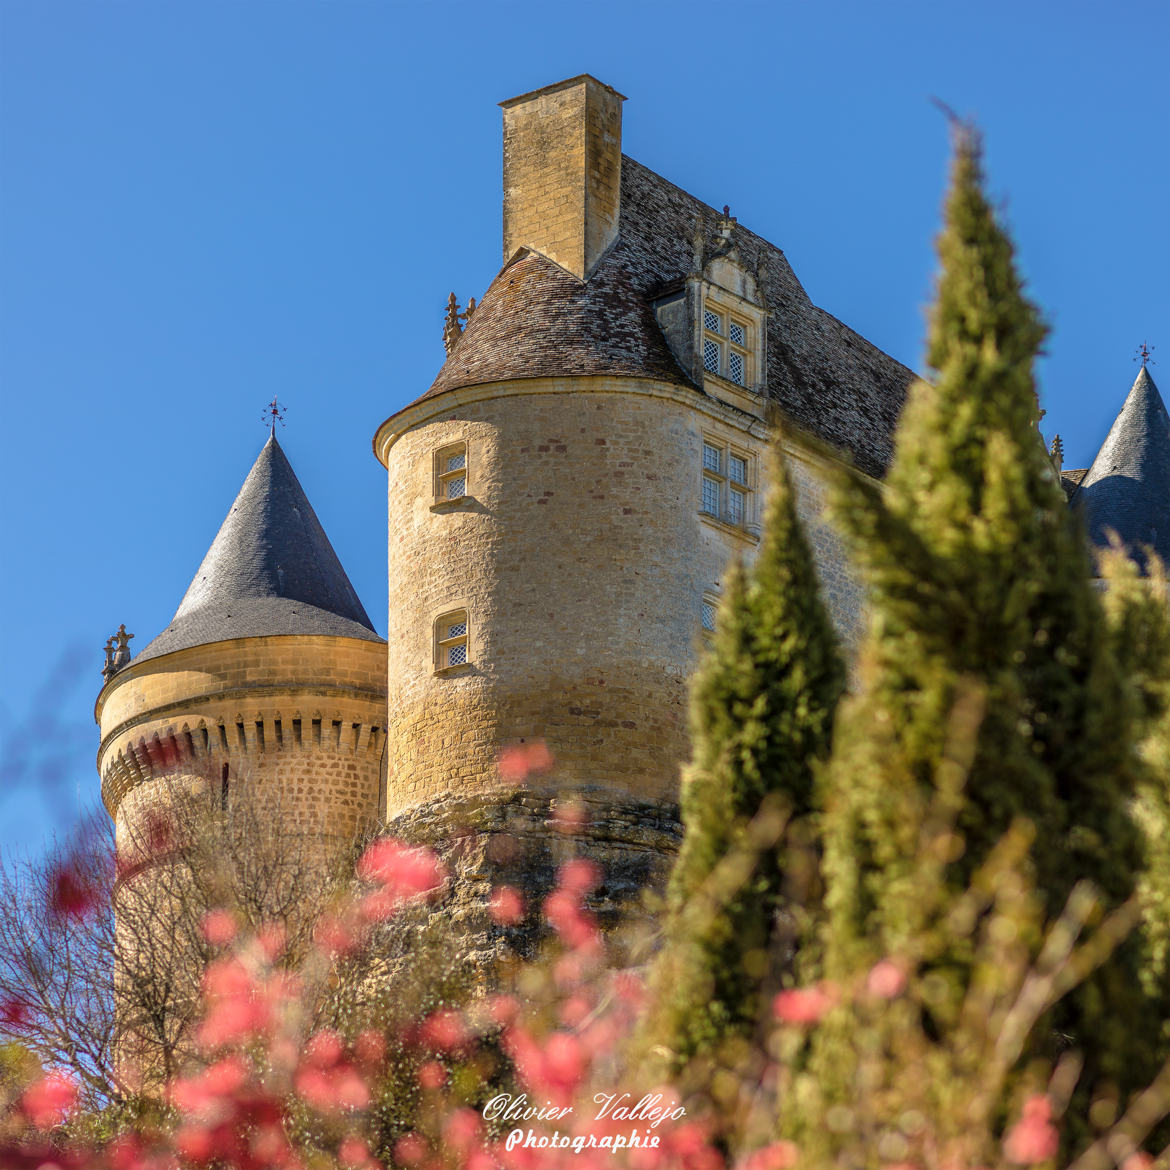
263,396,287,436
1136,341,1156,368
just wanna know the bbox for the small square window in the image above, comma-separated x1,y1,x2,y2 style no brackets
703,309,722,333
446,643,467,667
435,442,468,502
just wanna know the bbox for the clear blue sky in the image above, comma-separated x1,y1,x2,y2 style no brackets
1,0,1166,854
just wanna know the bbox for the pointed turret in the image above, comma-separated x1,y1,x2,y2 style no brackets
137,435,380,661
1077,366,1170,570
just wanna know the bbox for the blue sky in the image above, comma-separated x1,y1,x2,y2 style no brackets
1,0,1166,853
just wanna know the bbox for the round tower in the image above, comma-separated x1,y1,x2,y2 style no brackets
96,434,387,869
371,75,907,926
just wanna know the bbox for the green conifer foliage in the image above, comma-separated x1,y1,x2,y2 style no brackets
815,129,1158,1114
1099,549,1170,1032
642,446,844,1085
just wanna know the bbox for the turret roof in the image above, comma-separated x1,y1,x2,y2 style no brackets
1076,366,1170,569
419,156,915,479
136,436,382,662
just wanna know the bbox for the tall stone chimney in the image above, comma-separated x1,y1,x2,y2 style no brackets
500,75,625,281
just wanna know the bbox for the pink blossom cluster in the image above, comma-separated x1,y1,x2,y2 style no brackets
0,744,1113,1168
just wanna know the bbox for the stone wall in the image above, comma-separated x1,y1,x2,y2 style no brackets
378,375,867,821
97,635,387,844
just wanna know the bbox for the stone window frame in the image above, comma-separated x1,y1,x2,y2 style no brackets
701,591,720,639
700,433,755,532
701,297,754,388
434,441,469,504
434,608,471,675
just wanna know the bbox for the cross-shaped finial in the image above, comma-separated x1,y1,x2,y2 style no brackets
263,395,287,435
1135,341,1156,368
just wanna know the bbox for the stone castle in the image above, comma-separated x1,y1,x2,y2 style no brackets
94,75,1169,914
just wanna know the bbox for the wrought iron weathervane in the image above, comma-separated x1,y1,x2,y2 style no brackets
1135,341,1156,368
263,395,287,435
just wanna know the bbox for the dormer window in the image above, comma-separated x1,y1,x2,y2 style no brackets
702,306,750,387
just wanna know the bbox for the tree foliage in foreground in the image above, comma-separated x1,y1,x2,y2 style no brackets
798,126,1167,1144
640,446,844,1091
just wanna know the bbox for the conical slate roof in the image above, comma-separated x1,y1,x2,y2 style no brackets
136,436,382,662
1076,366,1170,570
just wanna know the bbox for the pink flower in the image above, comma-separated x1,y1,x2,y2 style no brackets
1,996,29,1030
353,1028,386,1068
294,1063,370,1113
489,884,526,925
49,863,97,920
542,1031,585,1097
418,1060,447,1090
1124,1156,1153,1170
314,912,357,956
773,982,837,1025
394,1133,428,1166
421,1008,467,1051
339,1135,372,1168
486,994,519,1025
21,1071,78,1127
866,959,907,999
357,839,446,906
443,1106,484,1152
544,889,600,950
739,1141,799,1170
202,909,238,946
304,1028,345,1069
498,740,555,783
256,921,286,961
550,800,588,833
559,858,603,895
1004,1094,1058,1164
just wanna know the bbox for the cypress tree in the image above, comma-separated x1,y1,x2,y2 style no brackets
1099,549,1170,1036
813,128,1159,1126
641,445,844,1087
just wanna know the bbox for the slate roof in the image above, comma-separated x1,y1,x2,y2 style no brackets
423,155,916,479
136,436,382,663
1075,367,1170,569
